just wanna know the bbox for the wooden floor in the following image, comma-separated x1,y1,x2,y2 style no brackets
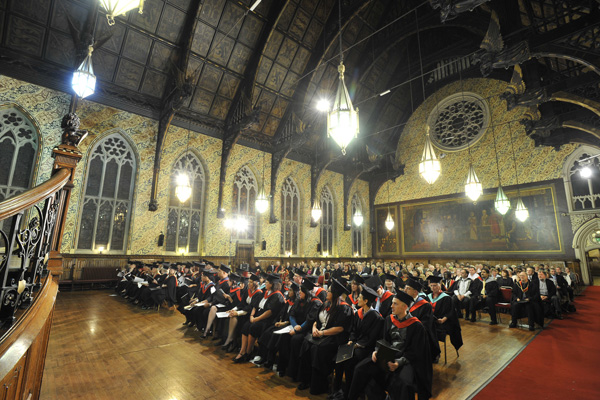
41,290,538,400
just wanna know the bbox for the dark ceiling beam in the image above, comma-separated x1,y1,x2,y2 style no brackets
215,1,288,219
148,0,203,212
527,6,600,48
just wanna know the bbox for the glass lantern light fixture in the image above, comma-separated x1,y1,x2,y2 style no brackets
72,45,96,99
385,209,395,231
465,163,483,202
419,126,441,184
494,186,510,215
100,0,145,26
175,173,192,203
515,198,529,222
255,152,269,214
353,208,363,227
326,0,359,155
311,200,322,222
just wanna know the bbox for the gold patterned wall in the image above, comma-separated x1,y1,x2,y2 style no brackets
375,78,576,205
0,75,371,258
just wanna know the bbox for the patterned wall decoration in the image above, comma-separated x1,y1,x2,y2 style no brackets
0,75,371,259
375,78,576,205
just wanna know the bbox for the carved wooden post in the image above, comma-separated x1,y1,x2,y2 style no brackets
47,113,86,280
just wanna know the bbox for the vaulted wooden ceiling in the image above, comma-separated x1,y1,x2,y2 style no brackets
1,0,600,214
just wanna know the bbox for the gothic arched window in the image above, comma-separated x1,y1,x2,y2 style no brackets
281,177,300,255
0,107,39,233
320,186,334,256
77,134,136,252
166,152,205,253
351,193,363,256
232,165,257,240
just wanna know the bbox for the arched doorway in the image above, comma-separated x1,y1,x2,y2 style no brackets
572,217,600,285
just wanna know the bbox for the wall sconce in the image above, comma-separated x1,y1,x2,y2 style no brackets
178,247,186,255
97,245,105,254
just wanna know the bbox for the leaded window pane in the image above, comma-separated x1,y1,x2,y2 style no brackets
0,107,38,233
166,152,205,253
232,166,257,240
569,153,600,211
280,177,300,255
320,187,334,255
77,134,136,252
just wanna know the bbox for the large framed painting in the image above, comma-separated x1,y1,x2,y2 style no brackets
400,185,564,255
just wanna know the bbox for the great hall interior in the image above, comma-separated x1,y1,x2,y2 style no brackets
1,0,600,399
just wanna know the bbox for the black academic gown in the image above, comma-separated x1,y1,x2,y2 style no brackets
410,297,441,362
336,307,384,396
190,281,215,328
298,300,353,395
428,292,463,353
151,274,177,306
258,296,295,363
348,314,433,400
284,296,322,378
378,291,394,318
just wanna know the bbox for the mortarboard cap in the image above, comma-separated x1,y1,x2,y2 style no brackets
365,275,382,290
301,279,316,292
249,273,261,282
305,275,319,284
352,274,365,285
330,278,351,296
395,290,414,307
229,273,241,282
290,282,300,293
360,284,379,303
219,264,231,273
384,273,397,282
427,275,443,284
405,278,422,291
266,273,281,283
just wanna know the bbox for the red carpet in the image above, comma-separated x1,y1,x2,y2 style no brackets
474,287,600,400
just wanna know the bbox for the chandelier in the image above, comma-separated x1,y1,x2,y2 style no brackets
419,127,441,184
72,45,96,99
311,200,322,222
175,173,192,203
495,186,510,215
465,163,482,202
327,0,359,155
255,153,269,213
353,208,363,227
385,209,395,231
100,0,145,26
515,198,529,222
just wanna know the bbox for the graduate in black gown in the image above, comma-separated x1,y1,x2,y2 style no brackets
255,282,299,367
181,268,214,326
234,273,285,363
297,278,353,396
427,275,463,355
201,264,231,338
404,278,441,365
221,273,262,353
150,264,178,309
332,284,384,400
348,291,433,400
190,270,217,330
347,274,363,310
212,272,247,344
367,275,393,318
284,279,323,380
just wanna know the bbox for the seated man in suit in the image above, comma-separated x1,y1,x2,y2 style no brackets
510,272,541,331
449,269,475,319
538,270,562,320
469,267,500,325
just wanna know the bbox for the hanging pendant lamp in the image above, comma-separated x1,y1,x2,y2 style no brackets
327,0,359,155
495,186,510,215
100,0,145,26
175,173,192,203
311,200,322,222
353,208,363,227
255,153,269,214
72,46,96,99
465,163,483,202
515,197,529,222
419,127,441,184
385,209,395,231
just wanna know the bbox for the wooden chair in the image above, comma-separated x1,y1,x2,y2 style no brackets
494,287,512,324
437,331,447,365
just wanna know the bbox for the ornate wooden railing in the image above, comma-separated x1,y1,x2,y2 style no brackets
0,113,85,399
